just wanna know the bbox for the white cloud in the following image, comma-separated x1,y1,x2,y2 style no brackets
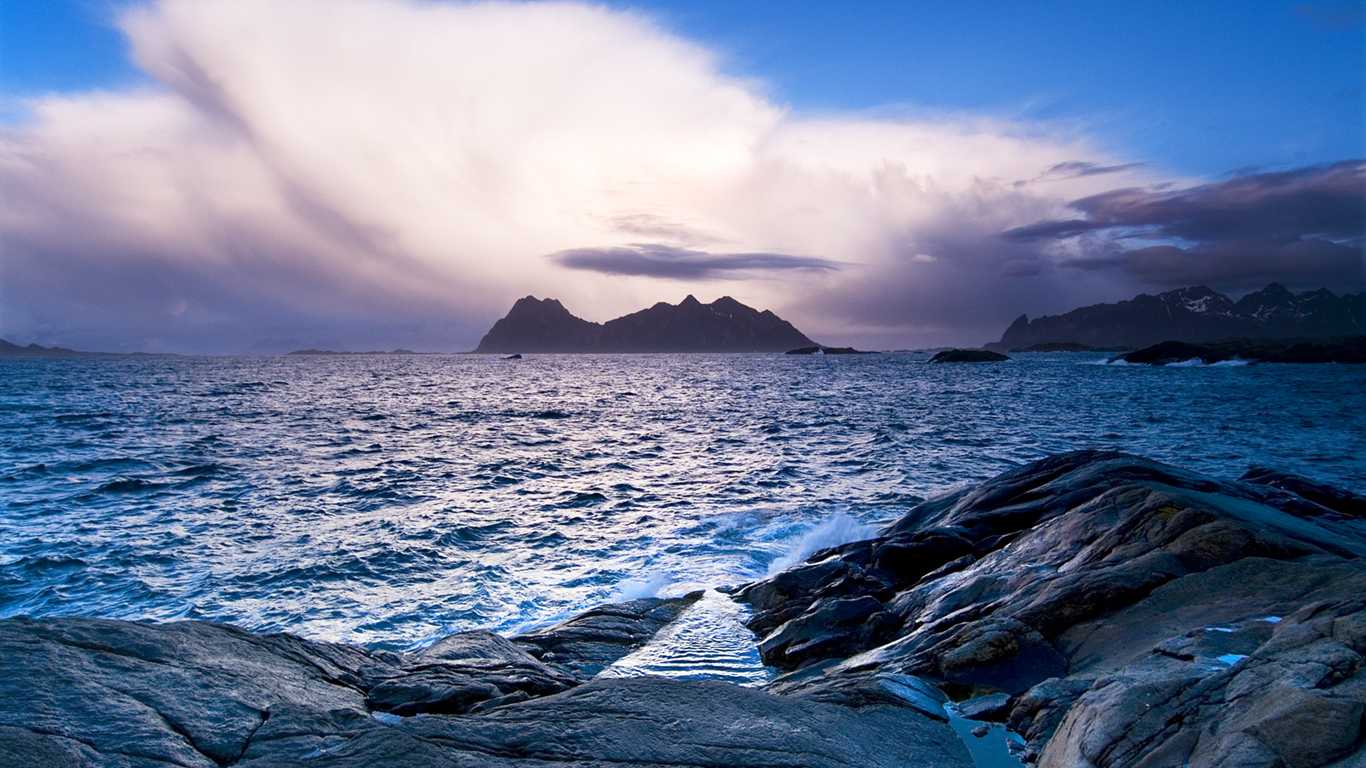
1,0,1161,352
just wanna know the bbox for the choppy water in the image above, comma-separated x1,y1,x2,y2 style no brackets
2,353,1362,651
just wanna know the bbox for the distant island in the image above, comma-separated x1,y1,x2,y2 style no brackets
473,295,818,353
986,283,1365,351
0,338,177,358
1115,336,1366,365
286,349,428,356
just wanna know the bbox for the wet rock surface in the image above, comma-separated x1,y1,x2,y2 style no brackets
736,450,1366,767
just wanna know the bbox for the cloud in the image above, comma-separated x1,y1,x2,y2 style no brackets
1,0,1354,352
1000,161,1366,291
549,243,840,279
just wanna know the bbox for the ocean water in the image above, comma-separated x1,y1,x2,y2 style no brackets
2,353,1363,652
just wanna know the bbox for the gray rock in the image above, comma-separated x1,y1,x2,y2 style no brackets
757,595,885,669
738,451,1366,766
0,615,973,768
367,630,577,715
511,594,703,676
241,677,972,767
955,692,1012,721
0,616,383,767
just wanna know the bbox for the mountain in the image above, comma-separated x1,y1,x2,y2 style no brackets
986,283,1366,351
0,339,176,358
473,295,817,353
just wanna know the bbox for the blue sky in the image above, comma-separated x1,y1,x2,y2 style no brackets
0,0,1362,352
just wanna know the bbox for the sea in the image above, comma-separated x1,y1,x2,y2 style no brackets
3,352,1363,658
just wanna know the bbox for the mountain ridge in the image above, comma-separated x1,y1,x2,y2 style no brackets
986,282,1366,351
473,295,818,353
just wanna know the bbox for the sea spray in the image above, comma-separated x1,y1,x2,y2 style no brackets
766,511,879,575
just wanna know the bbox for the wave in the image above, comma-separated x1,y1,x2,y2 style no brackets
766,511,879,575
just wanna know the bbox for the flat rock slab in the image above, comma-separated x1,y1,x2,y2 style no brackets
0,614,970,768
511,594,703,676
240,677,974,767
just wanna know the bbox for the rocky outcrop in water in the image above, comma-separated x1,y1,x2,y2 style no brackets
1115,335,1366,365
5,452,1363,767
736,451,1366,767
986,283,1366,352
784,346,871,355
472,295,818,353
930,349,1011,362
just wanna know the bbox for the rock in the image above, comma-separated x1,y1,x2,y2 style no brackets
7,451,1365,766
0,616,389,768
871,528,977,585
1242,466,1366,518
0,615,973,768
737,451,1366,765
1115,336,1366,365
1038,598,1366,768
511,594,703,676
1117,340,1231,365
785,346,871,355
929,348,1011,362
757,595,885,669
955,691,1013,721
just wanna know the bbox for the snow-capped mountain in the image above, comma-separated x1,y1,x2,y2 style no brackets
987,283,1366,351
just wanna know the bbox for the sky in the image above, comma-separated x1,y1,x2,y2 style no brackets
0,0,1362,353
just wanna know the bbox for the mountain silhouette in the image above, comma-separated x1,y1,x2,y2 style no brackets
474,295,817,353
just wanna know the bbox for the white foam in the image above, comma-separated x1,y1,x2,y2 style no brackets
765,511,878,575
610,571,673,601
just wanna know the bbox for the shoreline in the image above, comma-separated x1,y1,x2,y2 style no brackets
5,451,1364,766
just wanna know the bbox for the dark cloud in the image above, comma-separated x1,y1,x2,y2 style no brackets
999,218,1102,242
1001,161,1366,290
548,244,842,280
1037,161,1145,181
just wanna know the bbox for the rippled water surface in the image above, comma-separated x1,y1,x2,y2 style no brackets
2,353,1362,649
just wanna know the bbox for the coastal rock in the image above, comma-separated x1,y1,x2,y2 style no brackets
6,452,1364,766
368,631,577,716
735,450,1366,766
511,593,704,676
1241,466,1366,517
242,676,975,767
929,349,1011,362
0,614,973,767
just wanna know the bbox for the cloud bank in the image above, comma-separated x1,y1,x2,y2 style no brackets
1,0,1360,352
1003,161,1366,290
